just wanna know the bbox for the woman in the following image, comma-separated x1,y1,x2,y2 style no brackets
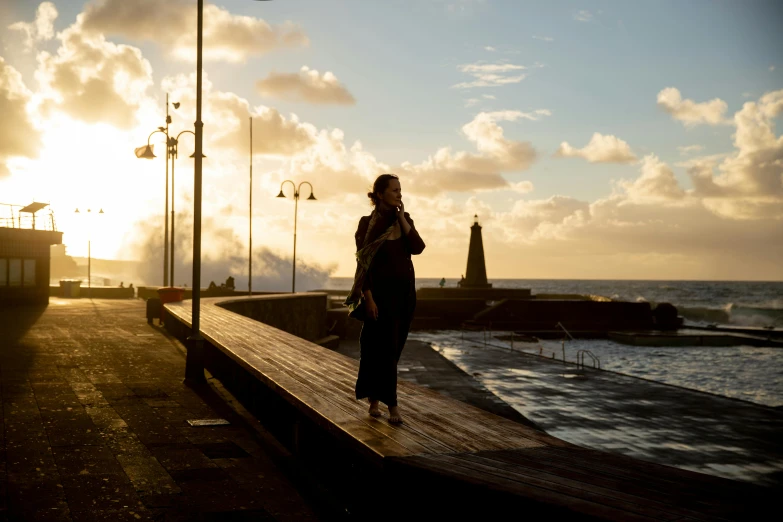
345,174,425,424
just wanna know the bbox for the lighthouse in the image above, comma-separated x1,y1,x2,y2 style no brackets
460,214,492,288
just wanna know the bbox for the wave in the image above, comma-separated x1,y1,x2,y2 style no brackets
678,303,783,327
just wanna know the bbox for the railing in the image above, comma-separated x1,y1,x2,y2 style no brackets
555,322,574,365
576,349,601,369
0,203,57,231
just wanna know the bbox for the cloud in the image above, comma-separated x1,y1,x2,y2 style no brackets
677,145,703,155
484,46,496,51
673,153,730,168
464,98,480,108
399,111,538,193
81,0,308,63
255,66,355,105
532,35,553,42
686,89,783,219
508,180,534,194
554,132,637,163
657,87,732,127
770,66,776,72
574,10,593,22
33,19,153,129
483,94,496,100
618,154,686,202
161,73,316,157
8,1,58,52
0,58,41,175
453,61,526,88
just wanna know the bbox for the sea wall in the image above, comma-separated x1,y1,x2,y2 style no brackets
215,293,332,344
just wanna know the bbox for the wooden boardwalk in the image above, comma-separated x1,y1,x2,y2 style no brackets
165,296,773,520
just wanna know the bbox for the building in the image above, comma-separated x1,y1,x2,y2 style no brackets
459,214,492,289
0,202,62,305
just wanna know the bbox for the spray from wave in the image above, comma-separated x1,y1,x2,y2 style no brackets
123,209,336,292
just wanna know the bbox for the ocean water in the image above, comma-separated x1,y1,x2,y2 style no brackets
325,277,783,407
324,277,783,328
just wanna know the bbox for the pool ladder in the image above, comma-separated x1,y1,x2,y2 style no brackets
556,322,601,369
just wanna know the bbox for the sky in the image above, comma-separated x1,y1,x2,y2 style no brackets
0,0,781,287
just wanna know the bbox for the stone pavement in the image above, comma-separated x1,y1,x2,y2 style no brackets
0,299,326,521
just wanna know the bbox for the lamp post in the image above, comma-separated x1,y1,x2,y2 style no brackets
74,207,104,297
249,116,253,296
135,94,180,287
186,0,272,385
277,180,317,293
167,130,203,286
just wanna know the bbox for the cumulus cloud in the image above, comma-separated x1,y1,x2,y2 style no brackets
657,87,732,127
162,73,316,157
8,1,58,51
619,154,686,202
399,111,538,193
554,132,637,163
81,0,308,63
0,58,41,175
484,46,496,52
33,19,153,129
685,89,783,219
255,66,355,105
453,62,526,88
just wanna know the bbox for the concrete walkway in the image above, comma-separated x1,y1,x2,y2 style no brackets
411,331,783,489
0,299,325,521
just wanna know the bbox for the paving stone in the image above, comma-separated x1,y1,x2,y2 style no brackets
149,445,217,471
52,445,127,476
0,300,322,520
115,454,181,495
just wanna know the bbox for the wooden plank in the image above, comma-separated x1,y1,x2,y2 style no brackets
487,448,754,518
456,453,728,522
394,454,662,522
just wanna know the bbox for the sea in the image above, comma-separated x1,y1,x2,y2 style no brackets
324,277,783,408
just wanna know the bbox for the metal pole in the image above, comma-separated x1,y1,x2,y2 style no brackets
249,116,252,296
164,94,170,287
185,0,205,385
170,141,175,286
88,239,91,296
292,192,298,293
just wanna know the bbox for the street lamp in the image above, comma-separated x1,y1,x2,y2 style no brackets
277,180,317,293
167,129,204,286
186,0,272,385
74,207,104,297
135,94,179,287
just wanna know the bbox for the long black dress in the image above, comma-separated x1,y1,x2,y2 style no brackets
354,211,425,407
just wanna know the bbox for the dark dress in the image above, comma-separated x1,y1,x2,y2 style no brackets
354,212,425,407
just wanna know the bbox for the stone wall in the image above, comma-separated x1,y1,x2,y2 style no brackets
216,293,329,343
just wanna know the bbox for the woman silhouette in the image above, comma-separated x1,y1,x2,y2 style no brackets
345,174,425,424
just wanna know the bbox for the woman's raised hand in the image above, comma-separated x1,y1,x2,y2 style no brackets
396,200,405,220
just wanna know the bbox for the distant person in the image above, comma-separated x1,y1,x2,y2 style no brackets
439,277,446,288
344,173,426,424
458,274,465,287
128,283,134,290
119,282,124,288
